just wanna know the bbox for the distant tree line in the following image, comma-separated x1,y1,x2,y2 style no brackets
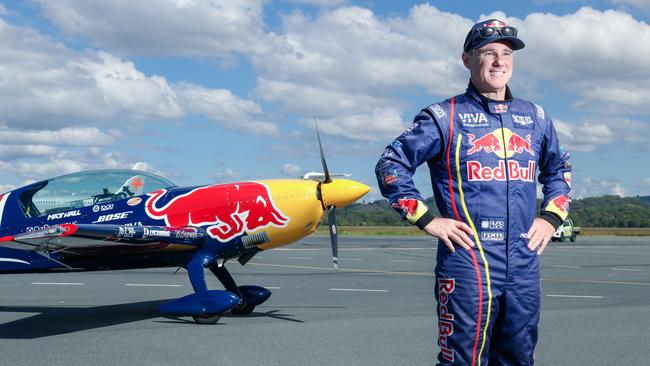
335,195,650,228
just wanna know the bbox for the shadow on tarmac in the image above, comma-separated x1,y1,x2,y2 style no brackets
0,300,304,339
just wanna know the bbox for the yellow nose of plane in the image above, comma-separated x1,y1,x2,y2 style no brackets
320,179,371,208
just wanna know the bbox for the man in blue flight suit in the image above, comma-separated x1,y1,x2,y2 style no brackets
375,19,572,365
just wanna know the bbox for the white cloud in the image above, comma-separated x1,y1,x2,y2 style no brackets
0,15,275,138
283,0,347,6
282,163,301,177
0,145,59,160
509,7,650,112
215,168,241,183
0,126,117,146
553,117,648,152
251,5,471,140
611,0,650,14
572,176,628,198
315,108,406,141
177,83,279,136
38,0,268,58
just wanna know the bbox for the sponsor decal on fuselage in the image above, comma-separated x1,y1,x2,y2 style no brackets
47,210,81,221
127,197,142,206
92,211,133,223
92,203,114,213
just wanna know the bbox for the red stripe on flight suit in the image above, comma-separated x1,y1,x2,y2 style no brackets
443,97,483,366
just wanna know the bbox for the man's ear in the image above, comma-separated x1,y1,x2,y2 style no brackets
462,51,471,69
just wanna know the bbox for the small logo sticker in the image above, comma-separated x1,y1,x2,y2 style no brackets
127,197,142,206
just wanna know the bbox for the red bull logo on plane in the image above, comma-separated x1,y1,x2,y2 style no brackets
467,128,534,159
145,182,289,242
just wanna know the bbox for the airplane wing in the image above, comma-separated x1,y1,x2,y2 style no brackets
0,223,206,252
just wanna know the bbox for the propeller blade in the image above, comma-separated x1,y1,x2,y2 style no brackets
314,118,332,184
327,207,339,270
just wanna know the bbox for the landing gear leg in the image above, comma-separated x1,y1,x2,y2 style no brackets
209,264,256,315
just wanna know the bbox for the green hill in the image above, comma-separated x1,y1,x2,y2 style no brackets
337,195,650,228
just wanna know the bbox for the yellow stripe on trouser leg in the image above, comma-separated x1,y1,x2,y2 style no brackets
455,134,493,365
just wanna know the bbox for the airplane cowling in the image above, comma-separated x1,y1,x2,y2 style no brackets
159,290,240,316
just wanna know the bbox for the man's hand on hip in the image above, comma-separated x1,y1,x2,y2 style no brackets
526,218,555,255
423,218,475,252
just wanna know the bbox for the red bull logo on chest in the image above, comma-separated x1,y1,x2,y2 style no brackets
467,128,534,159
145,182,289,242
466,128,537,182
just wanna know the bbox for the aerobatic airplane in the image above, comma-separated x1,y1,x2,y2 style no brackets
0,130,370,324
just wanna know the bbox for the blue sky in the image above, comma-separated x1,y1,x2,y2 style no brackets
1,0,649,201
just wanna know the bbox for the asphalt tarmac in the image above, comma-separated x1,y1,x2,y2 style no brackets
0,235,648,366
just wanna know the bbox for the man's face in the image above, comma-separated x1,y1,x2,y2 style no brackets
463,41,514,94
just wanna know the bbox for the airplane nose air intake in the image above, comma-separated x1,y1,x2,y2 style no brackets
320,179,370,208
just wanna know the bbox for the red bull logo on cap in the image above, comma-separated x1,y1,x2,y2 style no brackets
145,182,289,242
467,128,534,158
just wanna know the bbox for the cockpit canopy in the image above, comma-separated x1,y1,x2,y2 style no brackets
19,169,175,218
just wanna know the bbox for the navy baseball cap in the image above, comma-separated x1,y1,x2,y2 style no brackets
463,19,525,52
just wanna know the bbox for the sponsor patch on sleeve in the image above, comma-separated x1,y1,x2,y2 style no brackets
545,195,570,220
534,104,545,120
392,198,429,224
429,104,447,119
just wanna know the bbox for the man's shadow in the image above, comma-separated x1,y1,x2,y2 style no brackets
0,300,303,339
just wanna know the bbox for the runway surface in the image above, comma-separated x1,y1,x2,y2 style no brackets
0,235,649,366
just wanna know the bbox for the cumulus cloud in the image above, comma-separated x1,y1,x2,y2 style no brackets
283,0,348,6
554,117,648,152
510,7,650,112
0,126,117,146
252,5,471,140
177,83,279,136
282,163,301,177
572,176,628,198
38,0,268,58
214,168,241,183
0,15,276,136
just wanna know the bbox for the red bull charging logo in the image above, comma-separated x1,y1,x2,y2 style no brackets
145,182,289,242
467,128,534,159
466,128,536,182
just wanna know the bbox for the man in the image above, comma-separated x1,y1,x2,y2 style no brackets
375,19,571,365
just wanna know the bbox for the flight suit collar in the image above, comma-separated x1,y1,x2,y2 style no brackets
465,82,513,114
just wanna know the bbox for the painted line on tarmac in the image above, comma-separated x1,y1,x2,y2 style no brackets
551,265,581,269
547,294,604,299
542,278,650,286
265,286,281,289
392,259,416,263
249,262,434,277
610,268,641,272
288,257,313,260
329,288,388,293
31,282,84,285
341,258,364,261
124,284,183,287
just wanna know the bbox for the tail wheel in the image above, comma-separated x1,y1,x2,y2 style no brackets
192,313,222,325
231,302,256,315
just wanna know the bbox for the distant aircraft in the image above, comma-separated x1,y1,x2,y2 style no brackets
0,127,370,324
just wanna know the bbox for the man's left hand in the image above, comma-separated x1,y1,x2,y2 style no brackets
526,218,555,255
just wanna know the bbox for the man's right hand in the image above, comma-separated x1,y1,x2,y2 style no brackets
423,218,475,252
